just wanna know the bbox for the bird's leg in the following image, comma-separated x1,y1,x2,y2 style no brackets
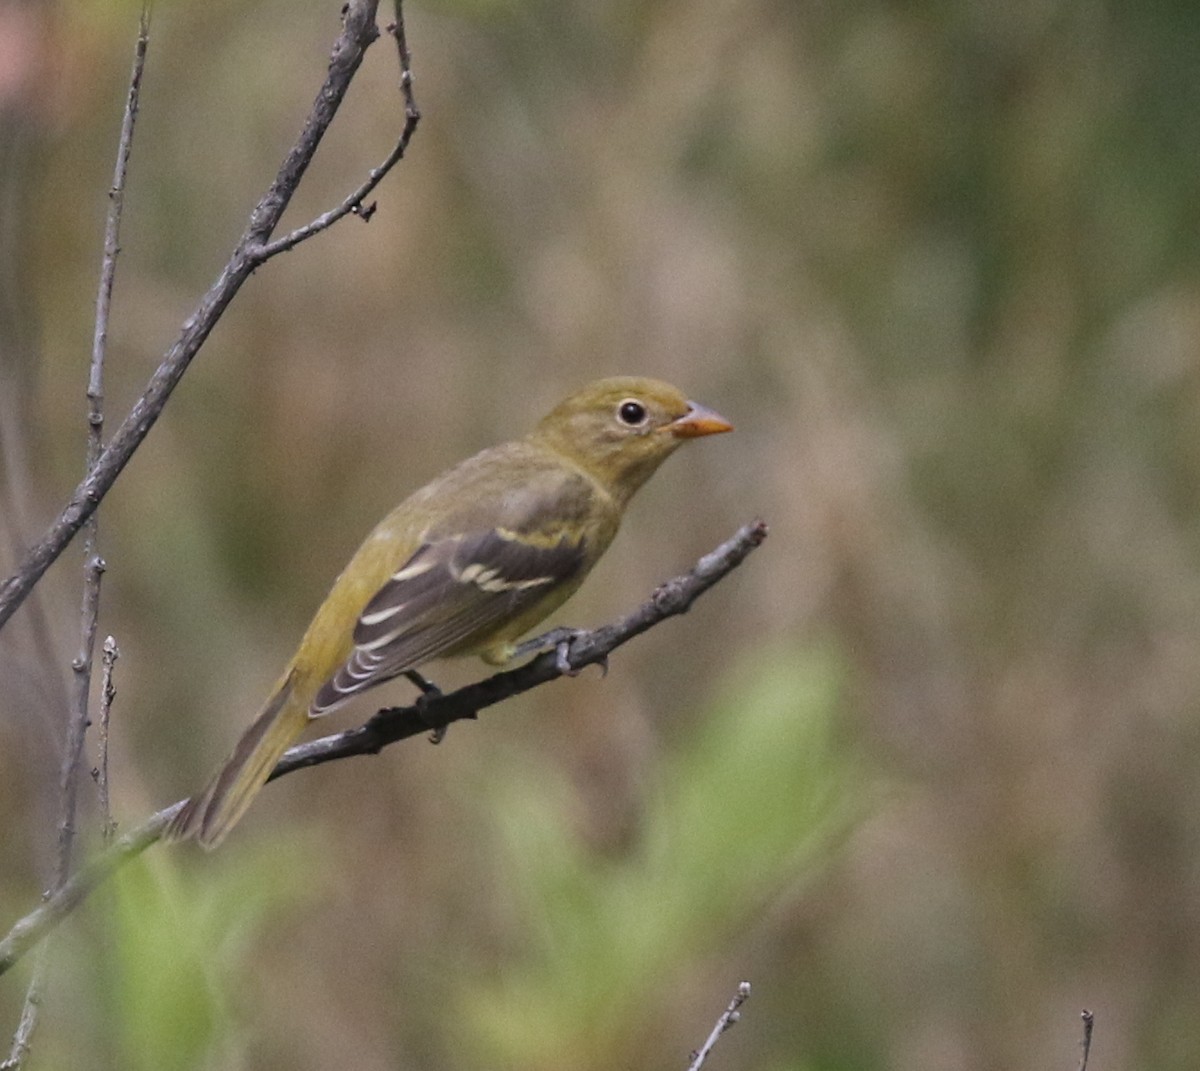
405,670,448,744
512,627,608,679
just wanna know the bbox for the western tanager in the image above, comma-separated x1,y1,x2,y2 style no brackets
168,376,732,848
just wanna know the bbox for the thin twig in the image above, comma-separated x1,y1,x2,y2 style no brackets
56,0,149,893
0,0,418,636
1078,1009,1094,1071
0,948,48,1071
91,3,149,427
258,6,419,256
686,981,752,1071
0,520,767,977
389,0,420,140
3,13,147,1066
58,553,105,882
94,636,120,844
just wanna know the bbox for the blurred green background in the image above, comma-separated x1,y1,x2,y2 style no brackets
3,0,1200,1067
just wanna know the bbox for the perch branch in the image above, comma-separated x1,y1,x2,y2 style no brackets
0,0,419,635
0,520,767,978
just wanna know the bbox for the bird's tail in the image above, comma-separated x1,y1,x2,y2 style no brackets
166,671,307,850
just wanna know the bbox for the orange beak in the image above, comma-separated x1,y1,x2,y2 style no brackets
669,401,734,439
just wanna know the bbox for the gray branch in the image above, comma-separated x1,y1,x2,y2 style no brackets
95,636,121,845
2,6,148,1067
1077,1010,1094,1071
685,981,752,1071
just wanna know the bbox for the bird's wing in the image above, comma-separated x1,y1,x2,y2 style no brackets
311,526,587,715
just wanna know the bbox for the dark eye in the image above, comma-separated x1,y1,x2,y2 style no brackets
617,399,647,426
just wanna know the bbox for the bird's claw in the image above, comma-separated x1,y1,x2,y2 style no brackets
555,639,579,677
405,670,447,744
555,636,608,678
515,626,606,678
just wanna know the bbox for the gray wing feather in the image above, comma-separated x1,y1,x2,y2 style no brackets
312,529,586,715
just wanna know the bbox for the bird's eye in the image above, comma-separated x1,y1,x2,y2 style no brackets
617,399,648,427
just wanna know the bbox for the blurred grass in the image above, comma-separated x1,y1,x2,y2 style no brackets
101,839,318,1071
460,646,856,1070
25,835,320,1071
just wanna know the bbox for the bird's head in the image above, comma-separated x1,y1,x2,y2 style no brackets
530,376,732,505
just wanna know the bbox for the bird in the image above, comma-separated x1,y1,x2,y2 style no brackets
167,376,732,848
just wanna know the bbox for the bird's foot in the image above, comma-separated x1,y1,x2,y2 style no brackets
405,670,448,743
513,627,606,678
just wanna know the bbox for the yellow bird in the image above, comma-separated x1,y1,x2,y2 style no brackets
168,376,732,848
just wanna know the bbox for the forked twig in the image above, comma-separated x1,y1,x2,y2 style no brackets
0,0,420,636
256,8,419,257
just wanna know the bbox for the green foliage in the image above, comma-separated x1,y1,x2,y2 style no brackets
86,838,316,1070
459,645,860,1069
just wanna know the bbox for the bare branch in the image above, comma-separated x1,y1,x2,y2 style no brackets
94,636,120,845
54,0,149,893
58,552,105,881
90,3,148,431
0,520,767,977
0,948,48,1071
3,11,147,1064
0,0,418,635
257,2,420,258
1077,1009,1094,1071
686,981,752,1071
